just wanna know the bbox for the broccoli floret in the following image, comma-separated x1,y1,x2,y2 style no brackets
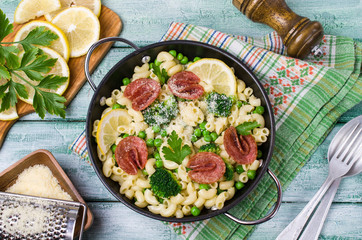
198,143,221,154
149,168,181,198
142,95,178,125
223,160,234,181
206,92,233,117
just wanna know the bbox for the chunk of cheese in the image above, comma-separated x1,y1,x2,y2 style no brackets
6,164,73,201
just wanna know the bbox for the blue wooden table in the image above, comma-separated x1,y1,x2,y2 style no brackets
0,0,361,239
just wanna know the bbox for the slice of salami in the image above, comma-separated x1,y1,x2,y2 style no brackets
115,136,148,175
187,152,226,184
168,71,204,100
223,126,257,164
124,78,161,111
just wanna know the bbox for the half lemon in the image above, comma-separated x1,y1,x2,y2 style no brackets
51,6,100,58
45,0,102,21
187,58,237,96
14,0,61,24
96,109,132,155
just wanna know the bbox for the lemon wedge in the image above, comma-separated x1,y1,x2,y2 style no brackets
96,109,132,155
14,20,70,62
187,58,237,96
51,6,100,58
14,0,61,24
12,46,70,105
45,0,102,21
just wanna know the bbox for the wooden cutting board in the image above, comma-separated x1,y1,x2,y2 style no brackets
0,6,122,149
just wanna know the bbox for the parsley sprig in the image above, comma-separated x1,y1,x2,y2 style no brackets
162,130,192,164
0,9,68,119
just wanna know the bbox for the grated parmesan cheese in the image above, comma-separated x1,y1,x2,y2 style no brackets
6,164,73,201
1,203,51,236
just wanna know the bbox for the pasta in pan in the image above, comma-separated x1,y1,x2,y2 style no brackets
93,50,269,218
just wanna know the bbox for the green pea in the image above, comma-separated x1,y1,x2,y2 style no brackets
154,138,163,147
202,130,210,137
122,77,130,86
235,181,244,190
177,53,184,61
152,125,161,133
199,121,207,130
160,130,168,137
191,206,201,216
191,135,198,142
154,152,161,160
204,135,212,142
142,169,148,176
253,106,265,115
193,57,201,62
257,150,262,158
199,184,210,190
235,165,244,174
169,50,177,57
154,59,162,66
236,100,243,108
180,56,188,65
112,103,121,109
111,144,117,153
194,128,202,137
210,132,218,141
123,133,129,138
146,139,154,147
155,159,163,168
138,131,146,139
247,170,257,180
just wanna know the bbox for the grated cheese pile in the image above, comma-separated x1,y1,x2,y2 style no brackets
6,164,73,201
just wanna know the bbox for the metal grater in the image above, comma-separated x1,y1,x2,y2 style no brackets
0,192,87,240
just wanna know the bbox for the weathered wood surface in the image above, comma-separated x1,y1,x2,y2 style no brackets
0,0,361,239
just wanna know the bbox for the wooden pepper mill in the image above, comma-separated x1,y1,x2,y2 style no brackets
233,0,324,59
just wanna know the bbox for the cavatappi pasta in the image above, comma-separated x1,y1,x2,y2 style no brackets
93,50,269,218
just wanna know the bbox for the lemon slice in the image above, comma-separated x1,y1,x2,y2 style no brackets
45,0,102,21
187,58,237,96
12,46,70,105
96,109,132,155
14,0,61,24
0,104,19,121
14,20,70,62
51,6,100,58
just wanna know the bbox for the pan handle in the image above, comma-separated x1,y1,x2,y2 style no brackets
224,168,282,225
84,37,140,92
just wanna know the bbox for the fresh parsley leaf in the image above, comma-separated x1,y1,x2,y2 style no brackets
16,48,57,81
162,130,191,164
152,64,169,84
0,45,20,69
18,26,58,51
0,9,13,42
236,121,261,135
33,89,66,119
0,64,10,79
37,75,68,90
0,80,18,112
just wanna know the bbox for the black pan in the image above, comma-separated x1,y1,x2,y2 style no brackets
85,38,282,224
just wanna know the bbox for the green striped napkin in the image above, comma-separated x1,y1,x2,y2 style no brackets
158,22,362,239
70,22,361,240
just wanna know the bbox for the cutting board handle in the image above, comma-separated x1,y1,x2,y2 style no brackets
84,37,140,92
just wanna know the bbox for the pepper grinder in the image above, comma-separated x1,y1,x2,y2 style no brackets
232,0,324,59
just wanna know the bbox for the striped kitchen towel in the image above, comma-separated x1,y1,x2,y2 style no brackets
70,22,362,239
